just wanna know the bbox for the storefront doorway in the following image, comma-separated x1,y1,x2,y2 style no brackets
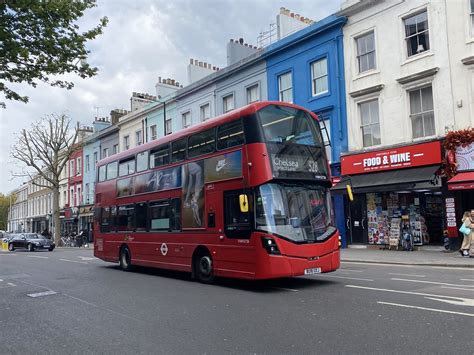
347,194,367,244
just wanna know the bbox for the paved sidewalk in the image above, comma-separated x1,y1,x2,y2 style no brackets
341,247,474,268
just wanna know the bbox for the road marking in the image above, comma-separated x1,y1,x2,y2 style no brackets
59,259,88,264
430,266,474,271
27,255,49,259
27,290,57,298
346,285,474,305
338,269,364,273
378,301,474,317
388,273,426,277
390,278,474,288
441,286,474,292
425,297,474,307
342,262,414,268
272,287,299,292
316,275,374,281
78,256,95,261
0,279,3,282
8,283,15,286
461,279,474,282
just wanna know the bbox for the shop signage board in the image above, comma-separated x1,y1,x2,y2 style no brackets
448,182,474,190
455,142,474,171
445,197,457,237
341,141,442,175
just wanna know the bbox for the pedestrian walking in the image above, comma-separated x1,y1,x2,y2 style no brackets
459,210,474,257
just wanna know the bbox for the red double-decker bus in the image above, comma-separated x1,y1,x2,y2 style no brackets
94,102,340,282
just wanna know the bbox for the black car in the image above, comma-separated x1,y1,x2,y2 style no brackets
8,233,55,252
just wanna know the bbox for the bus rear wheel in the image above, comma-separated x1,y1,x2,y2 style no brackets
119,245,132,271
194,252,214,284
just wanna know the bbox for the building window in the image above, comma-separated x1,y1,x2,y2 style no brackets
102,148,109,159
223,94,234,113
278,72,293,103
76,157,81,176
356,31,376,73
113,144,118,155
77,187,81,205
311,58,328,96
85,155,90,173
69,160,74,178
123,135,130,150
150,125,157,141
165,118,172,135
359,99,381,147
471,0,474,36
200,103,210,121
182,111,191,128
93,152,98,170
135,130,142,146
85,183,90,204
404,10,429,57
247,84,259,104
409,86,435,139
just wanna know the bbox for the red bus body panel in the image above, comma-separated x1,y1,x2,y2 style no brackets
94,101,340,280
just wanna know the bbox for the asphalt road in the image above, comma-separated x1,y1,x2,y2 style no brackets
1,248,473,354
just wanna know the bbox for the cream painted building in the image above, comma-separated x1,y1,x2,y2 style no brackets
340,0,474,152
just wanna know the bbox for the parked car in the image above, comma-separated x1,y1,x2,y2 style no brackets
8,233,55,252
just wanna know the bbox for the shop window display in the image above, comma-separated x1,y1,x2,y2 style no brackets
366,192,443,246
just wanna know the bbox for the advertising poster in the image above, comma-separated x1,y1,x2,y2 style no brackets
117,177,134,197
455,142,474,171
182,161,204,228
204,150,242,183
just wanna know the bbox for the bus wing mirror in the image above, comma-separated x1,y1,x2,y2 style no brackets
346,185,354,202
239,194,249,213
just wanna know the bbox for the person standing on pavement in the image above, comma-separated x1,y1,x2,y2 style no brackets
460,210,474,257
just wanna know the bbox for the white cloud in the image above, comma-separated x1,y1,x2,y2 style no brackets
0,0,341,193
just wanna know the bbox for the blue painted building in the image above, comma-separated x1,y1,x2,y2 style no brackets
264,14,348,246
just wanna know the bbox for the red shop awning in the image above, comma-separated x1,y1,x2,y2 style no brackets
448,171,474,190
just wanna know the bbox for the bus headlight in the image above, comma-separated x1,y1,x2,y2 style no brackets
261,237,281,255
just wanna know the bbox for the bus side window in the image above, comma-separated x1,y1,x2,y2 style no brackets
100,207,111,232
148,201,170,231
135,202,148,231
217,120,245,150
170,198,181,231
171,138,187,163
150,145,170,168
188,128,216,158
136,151,149,173
224,190,251,239
117,205,135,231
119,157,135,177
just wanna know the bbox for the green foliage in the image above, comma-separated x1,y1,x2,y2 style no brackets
0,0,108,105
0,193,16,231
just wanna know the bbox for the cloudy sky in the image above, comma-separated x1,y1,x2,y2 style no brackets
0,0,342,194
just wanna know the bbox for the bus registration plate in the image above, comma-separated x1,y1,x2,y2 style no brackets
304,267,321,275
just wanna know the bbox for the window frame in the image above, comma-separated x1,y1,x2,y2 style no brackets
278,71,293,103
165,118,172,135
223,94,235,113
311,57,329,96
200,103,211,122
148,200,171,231
118,157,136,177
403,9,430,58
150,144,170,168
355,31,376,73
106,161,118,180
182,111,191,128
136,151,149,173
246,83,260,104
123,135,130,150
171,138,187,163
359,99,381,148
135,130,143,146
408,85,435,139
150,125,157,141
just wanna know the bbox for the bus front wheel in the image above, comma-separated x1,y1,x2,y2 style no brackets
119,245,132,271
194,252,214,284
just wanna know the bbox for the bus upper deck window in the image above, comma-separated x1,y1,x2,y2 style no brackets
150,145,170,168
217,120,244,150
171,138,187,163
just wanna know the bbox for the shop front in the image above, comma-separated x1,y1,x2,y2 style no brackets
333,140,445,247
445,137,474,233
79,205,94,242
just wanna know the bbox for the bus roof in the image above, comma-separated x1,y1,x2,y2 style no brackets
98,101,318,166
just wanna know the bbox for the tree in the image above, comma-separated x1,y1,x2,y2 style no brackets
0,0,108,107
0,193,16,231
12,113,80,245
